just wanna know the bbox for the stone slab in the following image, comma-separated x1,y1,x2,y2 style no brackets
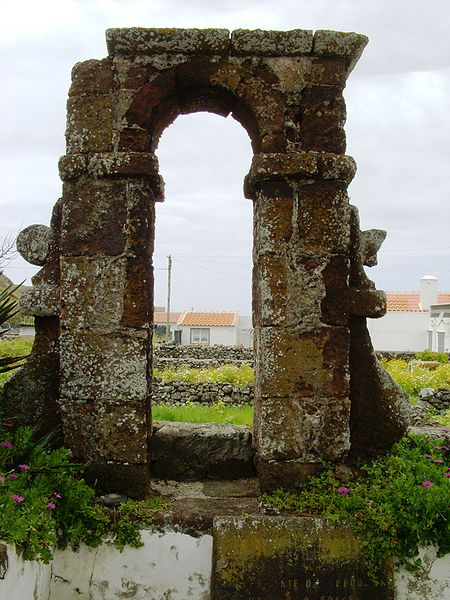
212,516,394,599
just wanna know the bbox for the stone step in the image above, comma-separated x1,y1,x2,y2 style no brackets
151,421,255,481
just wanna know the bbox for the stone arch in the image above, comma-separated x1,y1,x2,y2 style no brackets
4,28,411,498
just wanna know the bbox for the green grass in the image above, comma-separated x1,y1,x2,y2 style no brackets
152,402,253,426
0,337,34,359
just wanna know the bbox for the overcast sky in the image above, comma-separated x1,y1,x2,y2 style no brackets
1,0,449,315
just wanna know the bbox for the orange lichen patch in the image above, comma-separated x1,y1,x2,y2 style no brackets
386,292,450,312
178,312,238,327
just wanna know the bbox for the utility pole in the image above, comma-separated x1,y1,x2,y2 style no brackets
166,255,172,342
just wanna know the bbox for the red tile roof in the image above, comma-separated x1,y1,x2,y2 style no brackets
153,311,182,324
178,312,237,327
386,293,450,312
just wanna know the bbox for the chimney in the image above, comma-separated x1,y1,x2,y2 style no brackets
420,275,438,310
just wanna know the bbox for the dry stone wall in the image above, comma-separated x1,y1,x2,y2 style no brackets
4,27,411,497
153,378,253,406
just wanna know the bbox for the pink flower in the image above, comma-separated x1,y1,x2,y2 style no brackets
2,422,12,429
0,477,4,483
8,473,17,480
444,473,450,478
18,464,30,470
433,459,443,464
441,428,450,433
0,441,13,449
47,502,56,510
338,487,349,495
12,495,24,503
52,492,62,499
421,481,433,487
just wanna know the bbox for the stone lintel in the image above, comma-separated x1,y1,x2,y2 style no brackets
348,288,387,318
231,29,313,56
248,152,356,186
106,28,231,56
314,30,369,74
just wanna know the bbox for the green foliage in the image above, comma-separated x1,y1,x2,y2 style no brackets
382,359,450,396
0,281,22,327
0,417,170,562
415,350,448,364
153,401,253,426
261,435,450,582
154,363,254,387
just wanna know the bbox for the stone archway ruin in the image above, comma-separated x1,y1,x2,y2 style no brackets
4,28,411,498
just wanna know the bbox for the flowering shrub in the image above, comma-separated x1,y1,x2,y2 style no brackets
382,359,450,397
0,417,168,562
261,434,450,582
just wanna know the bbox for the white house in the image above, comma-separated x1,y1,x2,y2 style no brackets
367,276,450,352
171,311,253,347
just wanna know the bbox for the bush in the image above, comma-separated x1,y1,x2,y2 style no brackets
262,434,450,582
0,417,169,562
382,359,450,397
415,350,448,364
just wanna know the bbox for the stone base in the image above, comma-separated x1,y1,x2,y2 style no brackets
83,463,150,499
256,457,322,492
212,516,394,599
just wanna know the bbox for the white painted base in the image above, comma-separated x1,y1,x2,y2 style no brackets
1,531,449,599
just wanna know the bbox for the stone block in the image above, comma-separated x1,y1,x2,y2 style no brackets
256,326,350,399
314,30,369,74
254,392,350,463
252,182,294,256
60,329,149,401
212,516,394,599
254,255,287,327
19,283,60,317
151,422,255,480
121,256,153,328
321,255,350,326
60,256,126,328
296,180,350,254
66,96,113,153
125,179,156,256
69,59,113,97
106,27,230,56
118,127,151,152
61,179,127,256
126,70,177,130
60,396,150,464
348,288,387,318
231,29,313,56
299,85,347,152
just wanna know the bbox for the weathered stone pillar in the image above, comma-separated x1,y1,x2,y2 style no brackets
57,58,162,497
249,152,356,489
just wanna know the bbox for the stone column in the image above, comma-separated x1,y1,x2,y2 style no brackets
58,59,161,497
248,151,356,489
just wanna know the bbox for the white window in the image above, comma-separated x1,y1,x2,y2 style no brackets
190,328,210,345
437,331,445,353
